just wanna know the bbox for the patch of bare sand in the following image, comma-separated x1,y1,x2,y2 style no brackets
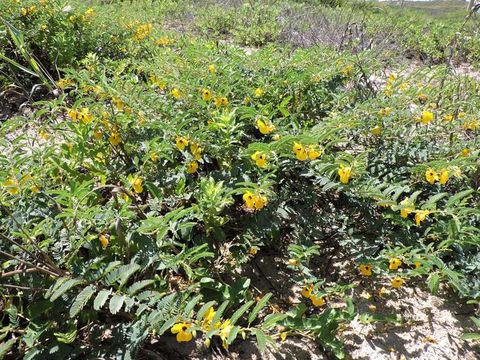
342,281,479,360
143,254,479,360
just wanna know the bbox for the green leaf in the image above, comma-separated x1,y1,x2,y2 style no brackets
423,192,448,208
54,328,77,344
445,189,474,208
50,278,84,302
230,300,254,325
427,273,440,294
210,300,230,328
158,316,178,336
127,280,155,295
45,277,69,299
470,316,480,328
117,263,142,288
183,295,202,318
226,325,240,345
248,293,272,325
461,333,480,340
94,289,112,310
0,338,17,360
261,313,289,330
109,294,125,315
69,285,96,318
196,301,217,322
253,329,268,353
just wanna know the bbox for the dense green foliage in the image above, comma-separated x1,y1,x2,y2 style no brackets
0,0,479,359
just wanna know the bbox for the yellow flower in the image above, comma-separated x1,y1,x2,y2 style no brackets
458,111,466,119
99,234,109,249
93,129,103,140
254,194,267,210
399,82,409,92
39,130,50,140
149,75,166,89
243,191,256,209
214,97,229,107
399,198,414,218
78,107,93,124
417,93,428,102
171,88,181,99
243,192,268,210
419,111,434,125
415,210,430,226
439,169,449,185
251,151,267,168
255,88,264,98
176,137,189,151
201,307,217,331
338,165,352,184
219,319,233,349
68,109,78,121
150,152,159,162
378,107,392,117
414,261,422,269
310,294,326,307
109,132,122,146
359,264,372,276
389,258,402,270
256,119,275,135
85,8,94,17
112,97,124,111
2,179,19,195
461,148,470,157
371,125,381,136
288,259,300,267
292,142,307,161
280,332,288,341
425,168,438,185
208,64,216,74
463,120,478,131
155,36,172,46
301,285,313,298
341,64,354,76
133,23,153,41
391,277,405,289
378,286,388,297
187,161,199,174
57,78,74,89
443,114,453,122
132,177,143,194
306,145,322,160
171,322,193,342
249,247,258,256
190,142,202,160
202,89,212,101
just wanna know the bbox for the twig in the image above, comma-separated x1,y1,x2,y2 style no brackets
1,206,63,275
0,249,59,277
1,267,42,278
0,283,48,291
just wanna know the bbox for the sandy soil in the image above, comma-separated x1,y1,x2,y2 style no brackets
141,254,479,360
